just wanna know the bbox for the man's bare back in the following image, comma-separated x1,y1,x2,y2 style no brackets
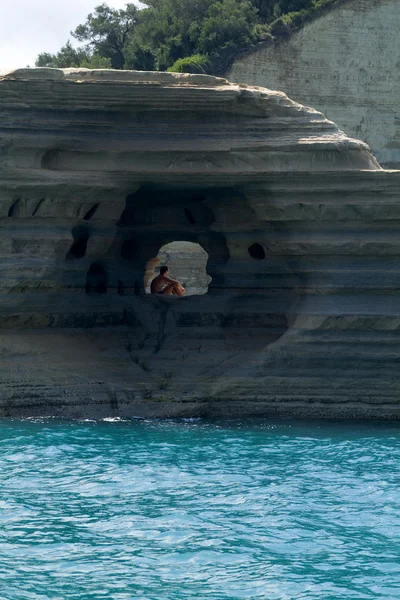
150,266,185,296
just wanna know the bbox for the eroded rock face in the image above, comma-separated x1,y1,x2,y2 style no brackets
0,67,398,419
227,0,400,168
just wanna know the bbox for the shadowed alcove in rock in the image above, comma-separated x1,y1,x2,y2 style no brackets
110,183,296,348
86,261,107,294
78,182,297,349
117,185,230,296
66,225,90,260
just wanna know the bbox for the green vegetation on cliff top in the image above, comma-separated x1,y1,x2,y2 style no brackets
36,0,342,75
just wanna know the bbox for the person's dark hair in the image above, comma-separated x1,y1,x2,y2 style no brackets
160,265,168,275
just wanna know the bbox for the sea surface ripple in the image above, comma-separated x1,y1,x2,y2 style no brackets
0,418,399,599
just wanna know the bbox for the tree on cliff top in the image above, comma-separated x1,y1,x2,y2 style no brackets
72,3,139,69
127,0,256,71
36,3,140,70
124,0,213,71
36,41,111,69
36,41,90,69
36,0,337,73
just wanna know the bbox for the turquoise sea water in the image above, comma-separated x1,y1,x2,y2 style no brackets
0,418,399,599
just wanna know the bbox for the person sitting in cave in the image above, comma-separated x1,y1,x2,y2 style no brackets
151,265,185,296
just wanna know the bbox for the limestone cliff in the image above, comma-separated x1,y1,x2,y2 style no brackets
227,0,400,168
0,67,398,419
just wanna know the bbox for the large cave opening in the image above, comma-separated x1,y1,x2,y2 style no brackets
117,185,230,295
72,182,294,352
144,241,211,296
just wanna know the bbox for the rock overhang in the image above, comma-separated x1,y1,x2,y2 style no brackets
0,67,381,185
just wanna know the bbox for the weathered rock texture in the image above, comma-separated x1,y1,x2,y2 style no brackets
227,0,400,168
0,67,398,419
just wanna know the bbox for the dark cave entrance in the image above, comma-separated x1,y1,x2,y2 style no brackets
117,185,230,296
70,183,295,351
66,225,90,260
86,261,107,294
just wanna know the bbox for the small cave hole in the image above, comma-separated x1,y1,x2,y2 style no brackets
83,203,100,221
32,199,45,217
86,261,107,294
66,227,90,260
184,208,196,225
248,243,266,260
8,198,21,217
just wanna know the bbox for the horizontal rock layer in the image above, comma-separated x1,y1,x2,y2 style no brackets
0,68,398,418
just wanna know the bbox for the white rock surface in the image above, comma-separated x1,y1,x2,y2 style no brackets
227,0,400,168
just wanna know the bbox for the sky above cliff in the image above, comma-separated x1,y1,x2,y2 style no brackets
0,1,137,69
